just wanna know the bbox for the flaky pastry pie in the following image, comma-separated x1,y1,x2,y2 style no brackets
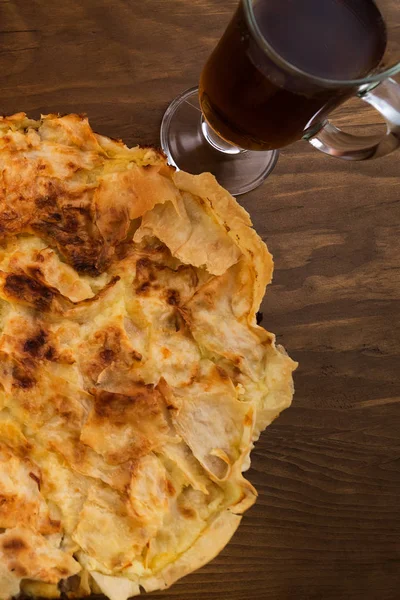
0,113,296,600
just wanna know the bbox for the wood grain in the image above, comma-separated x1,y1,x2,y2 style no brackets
0,1,399,599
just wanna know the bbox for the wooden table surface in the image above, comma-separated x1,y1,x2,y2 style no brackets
1,1,399,599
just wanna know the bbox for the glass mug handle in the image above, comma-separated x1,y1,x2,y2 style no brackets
307,78,400,160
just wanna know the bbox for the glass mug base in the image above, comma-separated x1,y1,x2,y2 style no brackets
160,87,279,196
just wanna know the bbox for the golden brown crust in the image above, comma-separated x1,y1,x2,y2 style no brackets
80,386,172,464
0,113,296,600
171,170,273,319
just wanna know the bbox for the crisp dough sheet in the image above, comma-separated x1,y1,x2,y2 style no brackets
0,113,296,600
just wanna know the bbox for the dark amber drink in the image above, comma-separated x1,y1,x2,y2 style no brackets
199,0,387,151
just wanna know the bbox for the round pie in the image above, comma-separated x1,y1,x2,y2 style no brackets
0,113,296,600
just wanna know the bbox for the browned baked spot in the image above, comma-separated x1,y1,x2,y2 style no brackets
133,257,161,294
31,211,108,276
4,273,54,311
12,365,36,390
48,518,61,530
83,323,143,383
244,413,253,427
135,281,151,295
35,194,56,209
23,330,47,356
2,537,27,552
28,472,41,489
44,347,56,361
135,258,155,280
0,494,13,508
93,385,159,425
8,561,28,577
215,366,229,380
166,480,176,497
99,348,114,363
178,506,196,520
165,289,180,306
161,347,171,359
17,326,67,364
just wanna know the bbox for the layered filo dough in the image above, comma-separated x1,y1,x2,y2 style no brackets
0,113,296,600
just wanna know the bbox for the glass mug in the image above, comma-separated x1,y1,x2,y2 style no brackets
161,0,400,195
